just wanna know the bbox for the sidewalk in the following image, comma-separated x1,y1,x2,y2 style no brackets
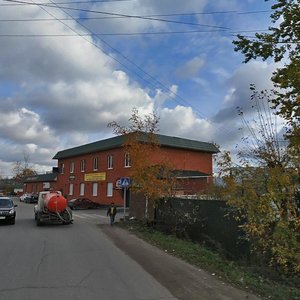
100,224,261,300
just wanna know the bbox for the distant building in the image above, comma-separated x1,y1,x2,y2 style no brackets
0,178,23,195
52,133,219,206
23,172,58,194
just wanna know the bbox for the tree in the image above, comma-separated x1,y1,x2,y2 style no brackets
236,87,291,168
13,152,37,182
108,108,176,215
233,0,300,145
218,92,300,275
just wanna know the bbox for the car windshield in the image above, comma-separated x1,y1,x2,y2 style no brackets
0,198,12,208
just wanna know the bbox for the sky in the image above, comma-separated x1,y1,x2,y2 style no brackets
0,0,279,177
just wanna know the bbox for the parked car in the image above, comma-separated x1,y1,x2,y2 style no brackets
0,197,17,225
20,193,32,202
24,193,38,203
67,198,101,210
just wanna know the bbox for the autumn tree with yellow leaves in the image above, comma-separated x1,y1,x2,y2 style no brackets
218,91,300,275
231,0,300,274
108,108,176,209
12,152,37,183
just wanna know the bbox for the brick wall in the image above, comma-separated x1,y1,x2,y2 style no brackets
54,145,215,206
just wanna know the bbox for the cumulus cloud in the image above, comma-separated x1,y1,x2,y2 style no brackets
0,8,113,83
209,61,279,151
159,106,215,141
0,106,57,146
176,56,205,79
0,0,277,177
88,0,208,33
214,61,276,123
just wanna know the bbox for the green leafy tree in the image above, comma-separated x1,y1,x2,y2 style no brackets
233,0,300,145
218,92,300,274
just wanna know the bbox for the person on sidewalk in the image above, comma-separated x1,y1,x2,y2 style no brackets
107,202,117,226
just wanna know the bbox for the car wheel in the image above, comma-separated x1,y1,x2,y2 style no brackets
9,218,15,225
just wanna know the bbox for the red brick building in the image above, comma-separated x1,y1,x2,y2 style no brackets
23,172,58,194
52,133,219,206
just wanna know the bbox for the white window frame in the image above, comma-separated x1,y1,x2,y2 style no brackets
124,153,131,168
80,183,85,196
92,182,98,196
93,157,98,171
107,182,113,197
69,183,74,196
107,155,113,169
80,159,86,172
70,161,74,173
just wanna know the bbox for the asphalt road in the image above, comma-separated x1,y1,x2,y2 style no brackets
0,198,261,300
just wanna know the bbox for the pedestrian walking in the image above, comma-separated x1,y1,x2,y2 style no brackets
107,202,117,226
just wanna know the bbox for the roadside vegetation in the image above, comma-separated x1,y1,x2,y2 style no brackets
118,220,300,300
231,0,300,276
111,3,300,296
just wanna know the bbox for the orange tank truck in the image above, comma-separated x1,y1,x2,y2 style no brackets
34,191,73,226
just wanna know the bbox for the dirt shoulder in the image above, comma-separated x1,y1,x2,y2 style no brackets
101,224,261,300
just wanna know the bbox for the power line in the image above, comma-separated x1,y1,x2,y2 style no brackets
0,15,272,22
0,29,227,37
18,0,224,135
47,0,241,139
3,33,296,45
0,0,254,140
0,0,131,4
3,0,230,30
0,0,273,16
0,30,275,38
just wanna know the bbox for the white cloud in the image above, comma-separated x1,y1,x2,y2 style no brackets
214,61,276,123
154,85,178,110
0,1,278,177
0,107,57,146
176,56,205,79
159,106,215,141
88,0,208,33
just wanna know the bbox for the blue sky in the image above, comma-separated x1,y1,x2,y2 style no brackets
0,0,279,177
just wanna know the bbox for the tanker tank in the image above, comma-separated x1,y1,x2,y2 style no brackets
34,191,73,226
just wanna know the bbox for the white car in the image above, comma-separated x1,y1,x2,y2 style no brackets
20,193,32,202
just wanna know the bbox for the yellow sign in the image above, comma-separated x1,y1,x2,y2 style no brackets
84,172,106,181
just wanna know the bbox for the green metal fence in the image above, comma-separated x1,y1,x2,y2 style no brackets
155,198,249,259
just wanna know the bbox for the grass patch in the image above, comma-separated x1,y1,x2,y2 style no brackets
118,220,300,300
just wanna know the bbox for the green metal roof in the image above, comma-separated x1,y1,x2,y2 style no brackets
171,170,210,178
23,173,57,183
53,133,219,160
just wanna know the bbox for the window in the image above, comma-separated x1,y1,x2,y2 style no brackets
80,183,85,196
70,161,74,173
107,182,113,197
69,183,74,196
124,153,131,167
61,163,65,174
80,160,86,172
92,182,98,196
107,155,113,169
93,157,98,171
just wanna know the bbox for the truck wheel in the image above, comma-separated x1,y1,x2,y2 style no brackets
62,221,71,225
36,218,42,226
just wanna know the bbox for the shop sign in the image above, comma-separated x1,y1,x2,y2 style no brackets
43,182,50,189
84,172,106,181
